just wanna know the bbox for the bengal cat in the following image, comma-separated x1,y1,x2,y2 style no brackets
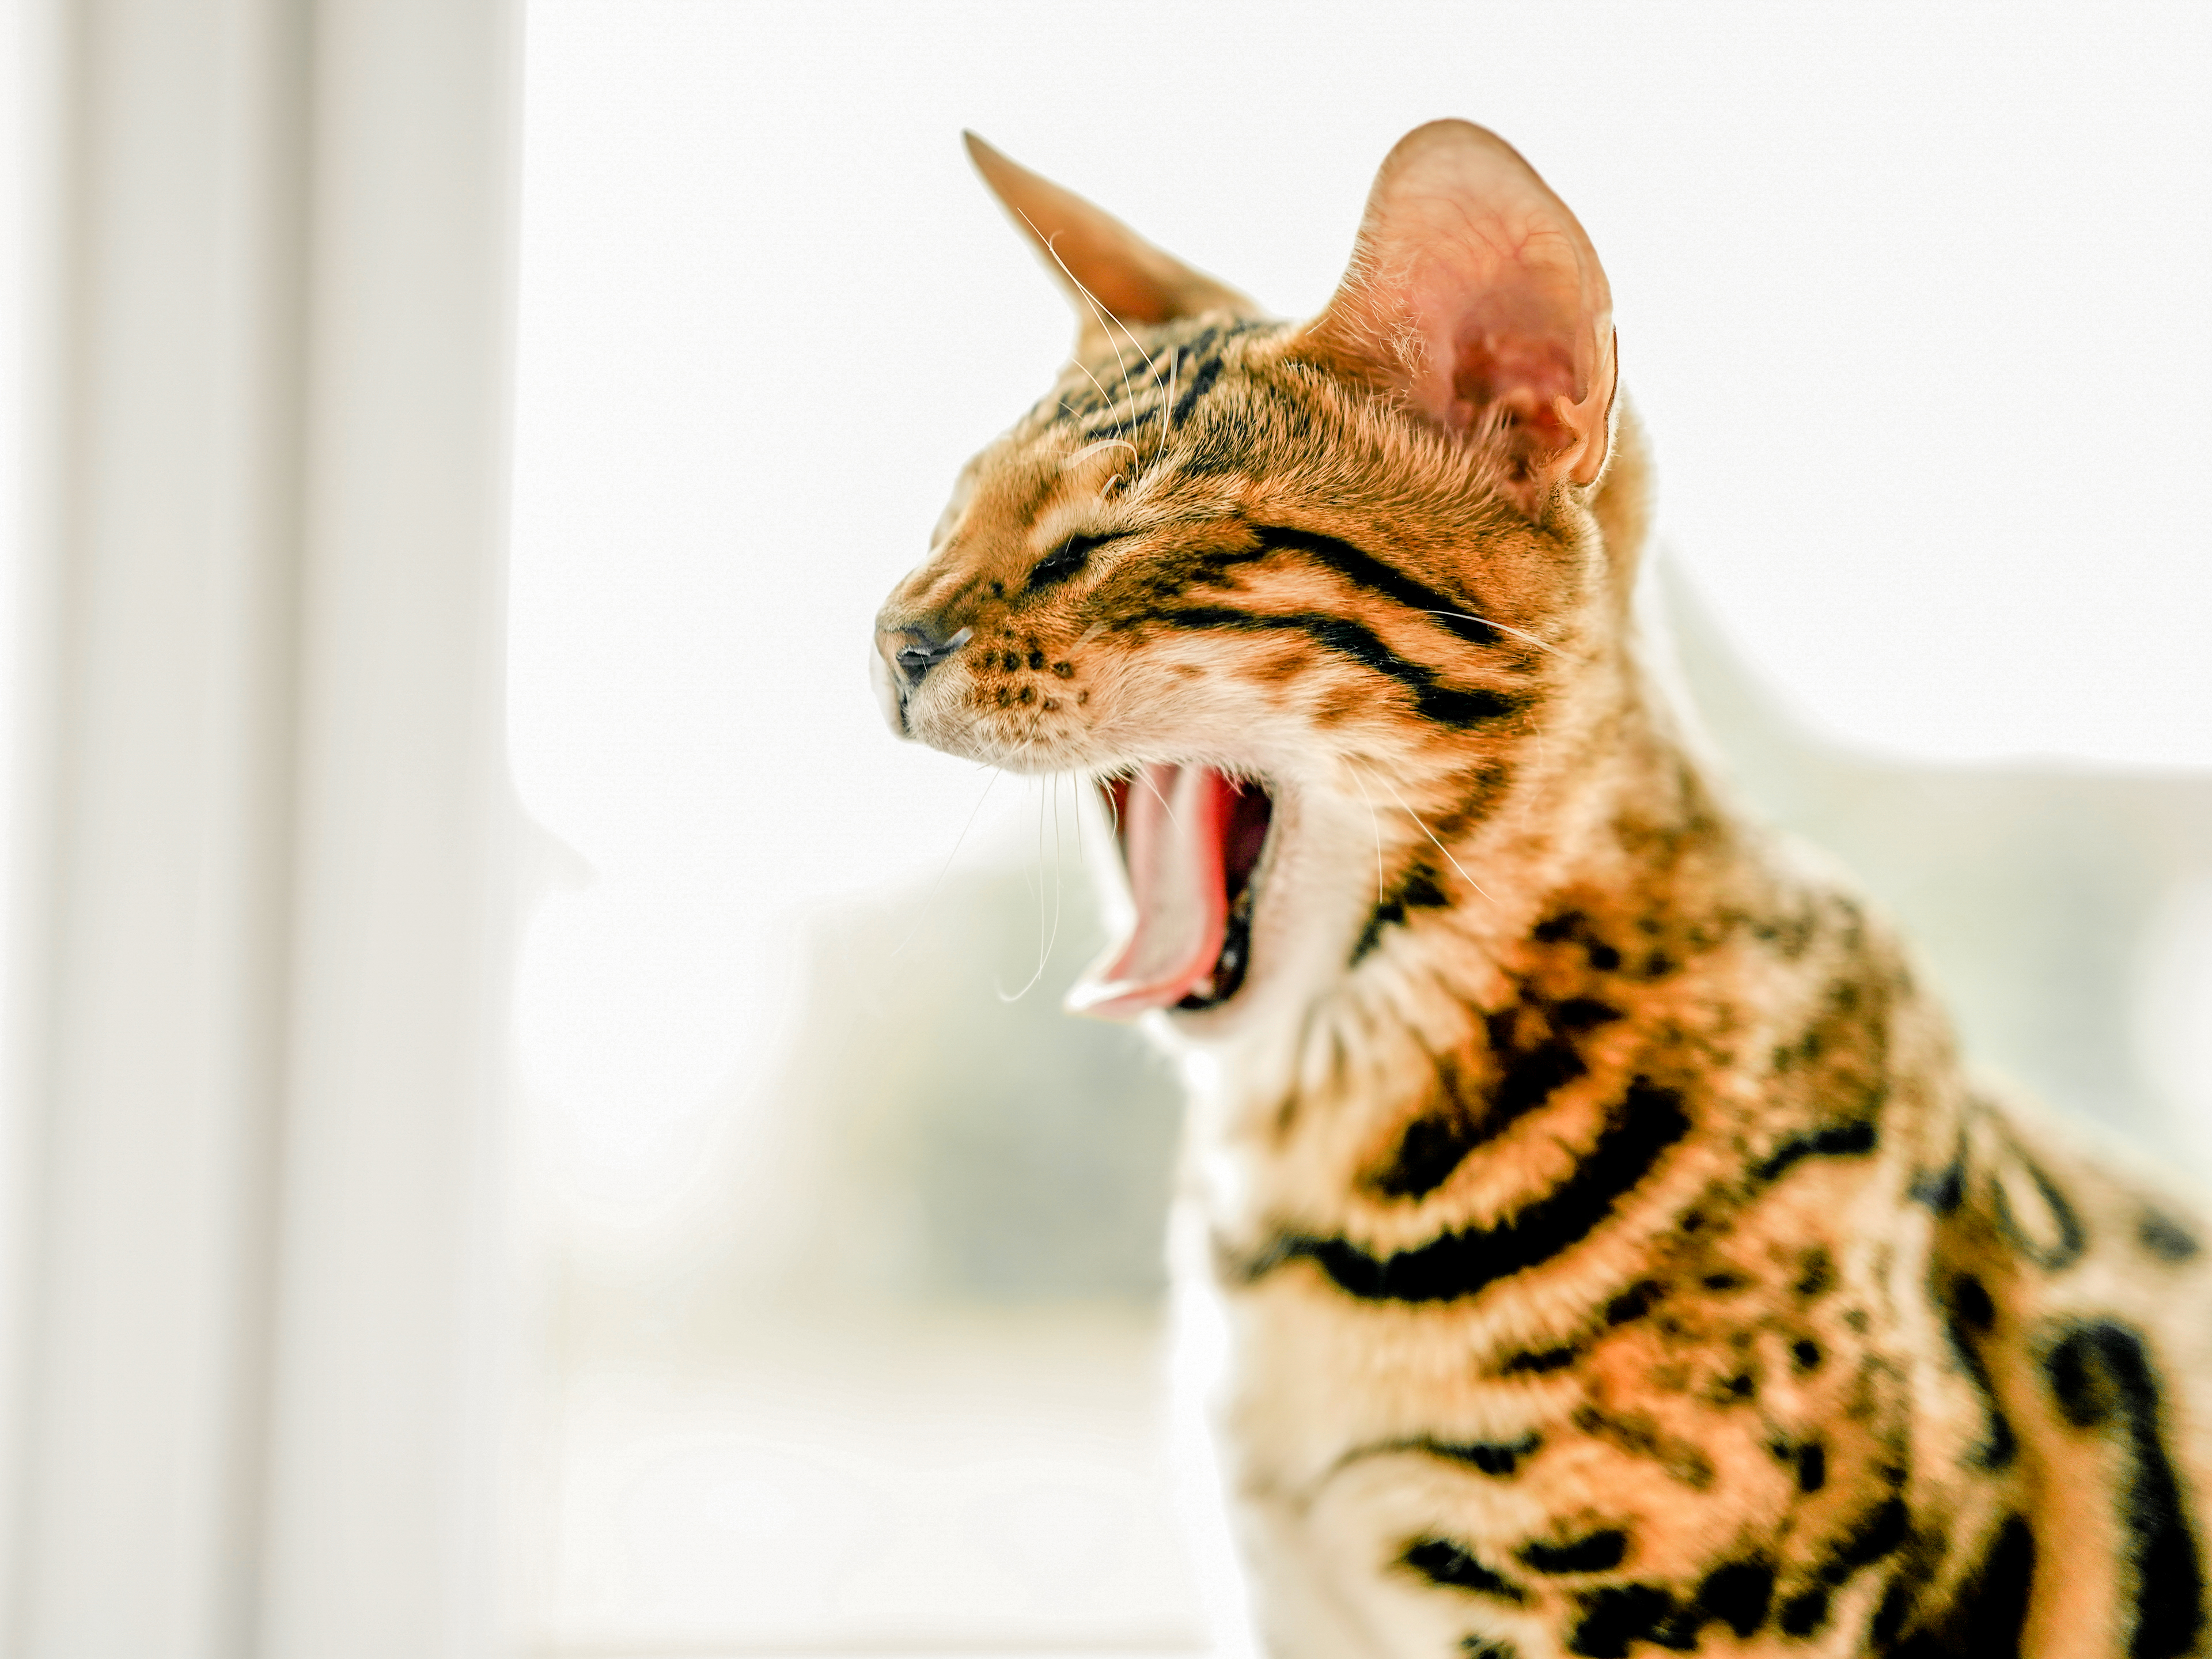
869,121,2212,1658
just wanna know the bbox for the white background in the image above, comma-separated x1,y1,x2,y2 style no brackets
510,0,2212,1206
15,2,2201,1650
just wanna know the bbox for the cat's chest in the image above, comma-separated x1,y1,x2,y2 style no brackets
1180,880,1883,1262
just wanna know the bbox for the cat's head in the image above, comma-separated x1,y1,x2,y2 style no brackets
873,122,1648,1042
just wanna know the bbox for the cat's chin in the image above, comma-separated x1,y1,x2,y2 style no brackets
1066,763,1274,1021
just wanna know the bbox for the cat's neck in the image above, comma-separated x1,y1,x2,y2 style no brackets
1195,648,1964,1207
1429,640,1766,987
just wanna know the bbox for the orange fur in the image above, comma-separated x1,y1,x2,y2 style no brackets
873,123,2212,1659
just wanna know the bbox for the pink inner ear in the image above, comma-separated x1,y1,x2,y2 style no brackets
1395,219,1596,464
1441,293,1584,454
1305,122,1615,505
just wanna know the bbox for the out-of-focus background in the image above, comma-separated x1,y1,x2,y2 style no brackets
1,2,2207,1656
507,5,2211,1654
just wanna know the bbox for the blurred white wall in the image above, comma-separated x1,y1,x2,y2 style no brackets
511,0,2212,1232
506,3,2212,1650
0,2,2201,1655
1,1,522,1654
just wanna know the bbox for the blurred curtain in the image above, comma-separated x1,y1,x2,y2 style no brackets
1,1,520,1655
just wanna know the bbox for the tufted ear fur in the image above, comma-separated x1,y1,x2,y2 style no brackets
1299,120,1616,518
964,131,1260,359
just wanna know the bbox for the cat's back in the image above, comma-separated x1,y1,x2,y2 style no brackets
1925,1085,2212,1656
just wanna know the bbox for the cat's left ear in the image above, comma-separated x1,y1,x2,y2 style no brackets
1299,121,1616,518
964,132,1260,358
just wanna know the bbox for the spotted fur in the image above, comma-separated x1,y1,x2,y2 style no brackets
872,125,2212,1658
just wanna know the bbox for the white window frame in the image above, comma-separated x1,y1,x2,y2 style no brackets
1,1,523,1653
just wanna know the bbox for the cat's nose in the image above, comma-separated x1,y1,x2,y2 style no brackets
872,620,972,738
882,623,972,688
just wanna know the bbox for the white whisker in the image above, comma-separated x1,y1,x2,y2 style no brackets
1050,236,1162,385
1415,610,1563,657
1135,763,1181,834
889,767,1002,961
1343,755,1387,909
1025,222,1154,411
1353,757,1494,905
997,773,1069,1002
1071,437,1139,466
1043,773,1060,962
1067,355,1119,410
1073,769,1091,874
1005,206,1164,430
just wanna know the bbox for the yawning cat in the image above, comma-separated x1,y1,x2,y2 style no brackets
872,120,2211,1659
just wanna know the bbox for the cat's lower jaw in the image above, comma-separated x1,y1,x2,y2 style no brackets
1068,764,1274,1018
1083,770,1440,1067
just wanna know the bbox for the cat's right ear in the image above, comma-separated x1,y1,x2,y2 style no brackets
1298,121,1617,519
964,132,1258,359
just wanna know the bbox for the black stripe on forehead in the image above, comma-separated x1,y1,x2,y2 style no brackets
1055,339,1183,426
1078,408,1147,445
1054,317,1264,438
1168,352,1225,426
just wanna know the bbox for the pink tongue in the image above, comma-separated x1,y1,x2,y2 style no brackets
1067,763,1230,1020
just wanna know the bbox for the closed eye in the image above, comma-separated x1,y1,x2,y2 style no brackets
1029,531,1118,591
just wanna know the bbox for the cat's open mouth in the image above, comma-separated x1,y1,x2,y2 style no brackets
1067,764,1274,1020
